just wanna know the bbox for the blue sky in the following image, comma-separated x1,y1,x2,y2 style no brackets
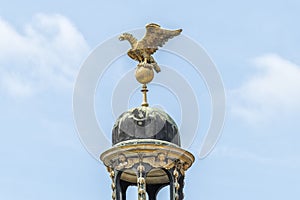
1,0,300,199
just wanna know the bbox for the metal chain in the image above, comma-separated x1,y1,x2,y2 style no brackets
137,164,146,200
173,163,180,200
107,167,116,200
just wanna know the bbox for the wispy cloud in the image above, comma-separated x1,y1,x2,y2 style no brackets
213,146,273,164
230,54,300,122
0,13,90,98
212,146,300,169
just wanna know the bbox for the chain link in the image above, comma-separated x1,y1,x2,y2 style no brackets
137,164,146,200
107,167,116,200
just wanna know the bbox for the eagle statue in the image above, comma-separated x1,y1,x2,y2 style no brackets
119,23,182,73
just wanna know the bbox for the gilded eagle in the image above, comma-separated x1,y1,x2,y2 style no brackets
119,23,182,73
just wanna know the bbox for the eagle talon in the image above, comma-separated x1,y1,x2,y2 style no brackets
144,58,148,64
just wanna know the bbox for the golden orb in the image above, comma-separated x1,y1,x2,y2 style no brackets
135,63,154,84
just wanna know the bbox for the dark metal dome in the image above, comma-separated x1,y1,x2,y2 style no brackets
112,107,180,146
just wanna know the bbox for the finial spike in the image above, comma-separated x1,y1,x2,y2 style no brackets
141,84,149,107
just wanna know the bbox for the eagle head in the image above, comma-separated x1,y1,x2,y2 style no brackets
119,34,125,41
119,33,132,41
119,33,137,48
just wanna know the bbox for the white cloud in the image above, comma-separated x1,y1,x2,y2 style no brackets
212,146,300,169
231,54,300,122
0,13,90,98
1,72,34,97
212,146,273,164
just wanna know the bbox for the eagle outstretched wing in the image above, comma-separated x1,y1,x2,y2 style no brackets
137,23,182,55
